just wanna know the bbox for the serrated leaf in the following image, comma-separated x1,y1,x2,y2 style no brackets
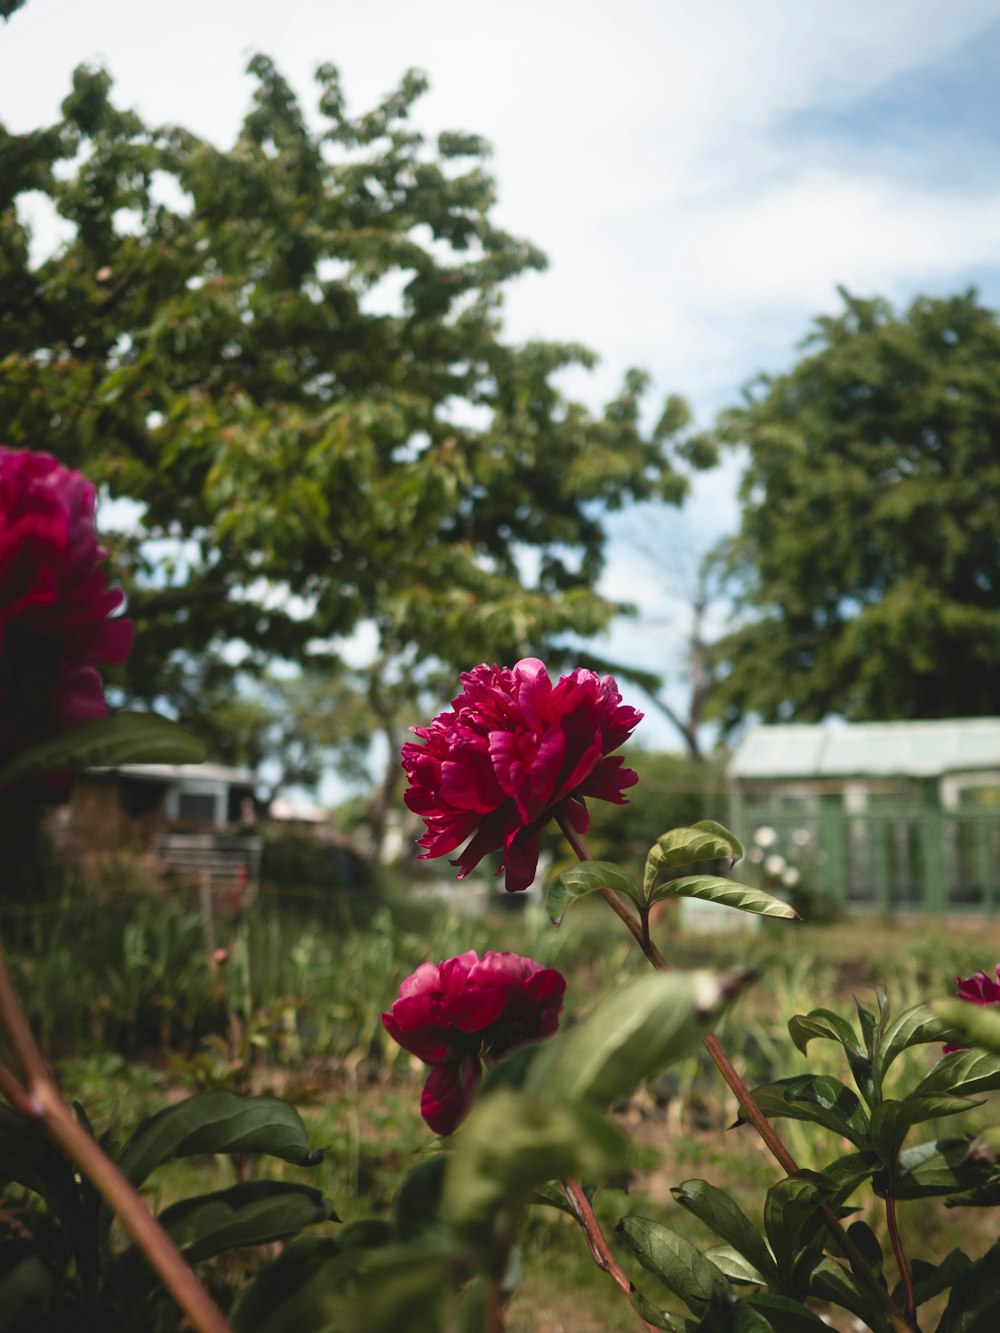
671,1179,777,1281
914,1048,1000,1099
870,1095,981,1164
545,860,642,926
0,711,206,784
872,1003,958,1092
738,1077,868,1147
648,875,798,920
532,971,745,1109
643,822,744,897
931,999,1000,1056
616,1217,730,1312
118,1090,320,1188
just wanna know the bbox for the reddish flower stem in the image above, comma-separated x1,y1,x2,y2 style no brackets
886,1191,916,1322
553,810,914,1333
561,1179,660,1332
0,937,232,1333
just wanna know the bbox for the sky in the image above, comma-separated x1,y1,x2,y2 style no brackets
3,0,1000,759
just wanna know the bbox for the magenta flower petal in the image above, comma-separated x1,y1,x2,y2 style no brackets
383,950,566,1134
0,446,133,767
402,659,642,892
944,964,1000,1052
421,1055,482,1136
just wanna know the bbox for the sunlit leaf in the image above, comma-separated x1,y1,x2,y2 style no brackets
118,1090,321,1188
649,874,798,919
545,860,642,927
643,822,744,897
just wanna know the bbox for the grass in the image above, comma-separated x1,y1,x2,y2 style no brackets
9,877,1000,1328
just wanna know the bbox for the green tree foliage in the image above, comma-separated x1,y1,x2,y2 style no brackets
707,288,1000,730
0,57,702,737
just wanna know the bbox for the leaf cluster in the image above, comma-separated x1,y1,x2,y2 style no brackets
616,987,1000,1332
0,57,707,726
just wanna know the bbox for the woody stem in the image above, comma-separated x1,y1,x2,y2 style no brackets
552,810,914,1333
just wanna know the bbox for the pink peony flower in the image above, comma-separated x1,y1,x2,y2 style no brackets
944,964,1000,1053
0,447,133,765
381,949,566,1135
402,658,643,893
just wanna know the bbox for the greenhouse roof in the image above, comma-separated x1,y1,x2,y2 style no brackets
729,718,1000,780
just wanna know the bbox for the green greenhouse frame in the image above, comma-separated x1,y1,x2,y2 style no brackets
728,719,1000,914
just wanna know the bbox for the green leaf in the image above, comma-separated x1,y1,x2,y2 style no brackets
114,1182,334,1291
738,1077,868,1147
118,1090,321,1188
937,1240,1000,1333
703,1245,767,1286
643,822,744,897
741,1293,830,1333
229,1237,345,1333
788,1010,875,1106
964,1124,1000,1167
788,1009,863,1059
312,1237,453,1333
872,1002,958,1092
762,1175,828,1283
813,1150,880,1201
671,1179,777,1281
532,971,746,1109
616,1217,730,1312
869,1095,981,1164
629,1288,689,1332
545,860,642,926
0,1255,58,1330
0,711,206,784
845,1220,882,1273
914,1048,1000,1099
931,999,1000,1055
892,1138,987,1199
648,875,798,920
807,1257,891,1333
891,1248,970,1309
443,1091,624,1238
395,1154,447,1240
854,998,878,1059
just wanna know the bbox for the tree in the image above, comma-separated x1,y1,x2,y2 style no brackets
706,288,1000,731
0,57,705,788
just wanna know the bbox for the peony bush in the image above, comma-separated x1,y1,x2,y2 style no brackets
3,447,1000,1332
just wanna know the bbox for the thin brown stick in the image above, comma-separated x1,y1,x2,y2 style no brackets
561,1179,659,1332
554,813,914,1333
0,938,232,1333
